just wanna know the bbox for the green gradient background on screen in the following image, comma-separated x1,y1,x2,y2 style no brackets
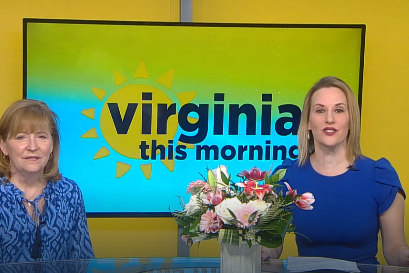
26,22,363,213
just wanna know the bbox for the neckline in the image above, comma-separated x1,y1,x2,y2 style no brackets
307,157,352,178
5,179,51,198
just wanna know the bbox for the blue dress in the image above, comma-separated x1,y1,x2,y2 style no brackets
275,156,405,264
0,176,95,263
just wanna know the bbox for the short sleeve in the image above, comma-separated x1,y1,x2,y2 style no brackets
374,158,405,215
272,158,294,175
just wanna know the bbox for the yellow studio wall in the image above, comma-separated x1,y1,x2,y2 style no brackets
191,0,409,265
0,0,180,258
1,0,409,264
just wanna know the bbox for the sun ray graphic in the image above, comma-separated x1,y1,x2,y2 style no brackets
81,128,98,138
114,70,127,86
134,61,148,79
91,87,107,101
81,108,95,120
81,61,197,180
93,147,110,160
116,162,131,179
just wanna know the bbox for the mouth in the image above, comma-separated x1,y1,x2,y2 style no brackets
323,128,337,134
24,156,40,161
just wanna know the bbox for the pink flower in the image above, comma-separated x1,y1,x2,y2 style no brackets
199,210,223,233
202,187,226,206
295,192,315,210
284,182,298,198
238,167,270,182
186,180,208,194
236,181,274,200
181,235,192,246
233,203,259,227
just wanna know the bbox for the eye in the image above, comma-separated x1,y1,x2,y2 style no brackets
38,134,48,139
15,134,26,140
315,109,325,113
334,108,345,113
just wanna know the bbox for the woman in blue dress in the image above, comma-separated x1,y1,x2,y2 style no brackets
0,99,94,263
262,76,409,266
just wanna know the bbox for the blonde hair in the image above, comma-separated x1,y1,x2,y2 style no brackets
297,76,361,165
0,99,61,181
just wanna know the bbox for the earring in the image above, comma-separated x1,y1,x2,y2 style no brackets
307,131,310,140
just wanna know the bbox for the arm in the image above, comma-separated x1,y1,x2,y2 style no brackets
261,245,283,260
71,188,95,259
379,192,409,266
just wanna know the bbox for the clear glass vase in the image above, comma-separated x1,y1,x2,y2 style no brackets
220,242,261,273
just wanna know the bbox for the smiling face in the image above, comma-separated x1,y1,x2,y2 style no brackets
308,87,350,153
0,128,53,179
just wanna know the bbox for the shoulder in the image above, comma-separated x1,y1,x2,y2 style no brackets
273,158,298,173
355,155,400,183
272,158,304,181
357,155,405,198
49,176,82,193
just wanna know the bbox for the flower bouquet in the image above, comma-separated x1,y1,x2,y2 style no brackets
172,165,315,273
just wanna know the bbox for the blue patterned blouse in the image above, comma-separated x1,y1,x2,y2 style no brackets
0,176,94,263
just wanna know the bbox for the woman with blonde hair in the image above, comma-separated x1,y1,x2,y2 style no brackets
262,76,409,266
0,99,94,263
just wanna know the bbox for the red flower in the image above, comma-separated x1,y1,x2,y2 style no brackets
295,193,315,210
236,181,274,200
284,182,298,198
202,187,226,206
238,167,270,182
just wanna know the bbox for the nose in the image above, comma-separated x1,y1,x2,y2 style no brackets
325,111,335,124
27,134,39,151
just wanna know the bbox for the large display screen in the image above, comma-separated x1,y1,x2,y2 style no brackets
23,19,365,216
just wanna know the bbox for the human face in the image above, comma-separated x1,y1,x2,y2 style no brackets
0,129,53,179
308,87,349,152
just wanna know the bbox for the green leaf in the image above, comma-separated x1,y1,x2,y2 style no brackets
269,173,280,184
259,214,293,236
220,170,229,186
207,168,217,191
275,168,287,181
248,210,259,224
227,208,237,219
184,216,196,223
264,173,270,185
284,193,294,203
190,218,201,233
174,218,188,227
257,231,283,248
229,219,244,227
181,226,191,235
286,225,295,233
217,229,242,246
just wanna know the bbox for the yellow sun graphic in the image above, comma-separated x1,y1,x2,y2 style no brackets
80,61,195,179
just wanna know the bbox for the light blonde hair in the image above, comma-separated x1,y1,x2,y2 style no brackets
297,76,362,165
0,99,61,181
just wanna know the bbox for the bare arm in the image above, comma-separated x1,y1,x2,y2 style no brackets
379,192,409,266
261,245,284,260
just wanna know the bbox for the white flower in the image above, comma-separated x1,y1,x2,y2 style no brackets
192,234,208,244
184,195,201,216
214,197,242,223
212,165,228,186
248,199,271,216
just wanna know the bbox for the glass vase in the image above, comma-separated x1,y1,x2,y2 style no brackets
220,242,261,273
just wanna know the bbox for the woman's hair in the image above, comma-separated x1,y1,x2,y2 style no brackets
0,99,61,180
297,76,362,165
